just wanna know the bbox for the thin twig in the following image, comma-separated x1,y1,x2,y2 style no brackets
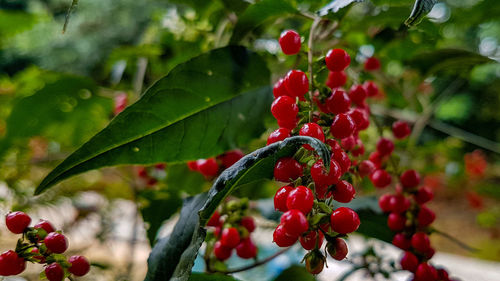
219,247,291,274
307,17,321,122
62,0,79,34
433,229,479,252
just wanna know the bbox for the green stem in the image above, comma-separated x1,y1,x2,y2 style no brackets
62,0,79,34
433,228,478,252
307,17,321,122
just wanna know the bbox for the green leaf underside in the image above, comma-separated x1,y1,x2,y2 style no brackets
405,0,437,27
35,46,271,194
145,136,330,281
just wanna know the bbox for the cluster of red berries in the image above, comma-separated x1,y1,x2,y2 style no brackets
1,211,90,280
206,199,258,262
136,163,167,186
187,150,244,178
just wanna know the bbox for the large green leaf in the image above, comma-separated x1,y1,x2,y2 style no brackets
404,0,436,27
35,46,272,194
145,136,330,281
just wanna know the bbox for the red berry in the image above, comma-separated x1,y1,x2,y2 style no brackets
368,151,385,168
34,220,55,235
214,240,232,260
274,185,294,212
327,139,342,152
31,247,46,263
113,93,128,115
387,212,406,231
267,128,291,145
207,211,221,227
68,256,90,276
349,84,367,106
400,251,419,272
326,71,347,89
196,158,219,177
187,161,198,171
280,209,309,237
218,150,244,169
311,159,341,187
45,263,64,281
348,108,370,131
273,157,303,182
424,247,436,259
240,216,256,233
414,187,434,205
299,231,324,250
379,194,393,212
363,81,379,97
0,250,25,276
325,89,350,115
325,49,350,72
400,169,421,189
389,194,411,213
279,30,301,55
284,70,309,99
137,166,148,178
437,268,450,281
364,57,381,71
370,169,392,188
359,160,376,177
411,232,431,253
221,227,240,248
286,186,314,214
332,180,355,203
305,253,324,275
392,233,411,250
330,113,356,139
146,178,158,186
271,96,298,121
327,238,348,260
273,224,298,247
44,232,68,254
341,136,356,151
415,263,438,281
299,123,325,149
376,138,394,156
155,163,166,170
330,207,360,234
273,78,290,98
236,238,258,259
277,118,297,130
5,211,31,234
392,120,411,139
417,205,436,227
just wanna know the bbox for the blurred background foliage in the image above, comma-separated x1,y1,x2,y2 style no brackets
0,0,499,280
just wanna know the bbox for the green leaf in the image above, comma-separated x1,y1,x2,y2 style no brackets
273,265,315,281
317,0,363,21
189,273,239,281
230,0,299,43
145,136,330,281
165,164,210,196
0,10,37,39
35,46,271,195
404,0,437,27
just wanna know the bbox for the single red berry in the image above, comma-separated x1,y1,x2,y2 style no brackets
415,263,438,281
387,212,406,231
221,227,240,248
332,149,351,174
274,185,294,212
392,233,411,250
34,220,55,236
389,194,411,213
341,136,356,151
279,30,301,55
146,178,158,186
236,238,258,259
280,209,309,237
325,49,350,72
370,169,392,188
305,253,325,275
379,194,393,212
187,161,198,171
277,118,297,130
271,95,298,121
284,70,309,99
331,207,360,234
400,169,421,189
273,157,303,182
424,247,436,259
330,113,356,139
267,128,291,145
273,224,298,247
5,211,31,234
400,251,419,272
45,263,64,281
326,71,347,89
44,232,68,254
417,205,436,227
359,160,376,177
240,216,256,233
351,139,365,157
437,268,450,281
332,180,355,203
414,186,434,205
214,240,232,260
364,57,381,71
68,256,90,276
363,81,379,97
207,211,221,227
349,84,367,106
376,138,394,156
314,95,330,113
137,166,148,178
411,232,431,253
113,93,128,115
311,159,341,187
392,120,411,139
218,150,244,169
348,108,370,131
196,158,219,177
273,78,290,98
299,123,325,150
299,231,324,250
325,89,350,115
0,250,25,276
286,186,314,214
155,163,166,170
327,238,348,260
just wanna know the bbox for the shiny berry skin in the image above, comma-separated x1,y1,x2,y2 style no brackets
236,238,258,259
378,194,393,212
284,70,309,99
330,113,356,139
390,194,411,213
214,241,232,260
325,49,350,72
187,161,198,171
280,209,309,237
348,108,369,131
326,71,347,89
279,30,301,55
273,157,303,182
332,180,355,203
327,238,348,260
267,128,291,145
299,231,324,250
341,136,356,151
0,250,25,276
370,169,392,188
387,212,406,231
332,149,351,174
315,184,329,200
273,224,298,247
196,158,219,177
299,123,325,144
34,219,56,234
392,233,411,250
5,211,31,234
286,186,314,214
330,207,360,234
424,247,436,259
415,263,438,281
240,216,256,233
369,151,384,168
349,84,367,106
400,169,421,189
417,205,436,227
392,120,411,139
273,78,290,98
271,96,298,121
358,160,376,177
44,232,68,254
218,150,244,169
221,227,240,248
414,187,434,205
326,89,351,114
68,256,90,276
277,118,297,130
411,232,431,253
400,251,419,272
207,211,221,227
311,159,341,187
363,81,379,97
376,138,394,156
274,185,294,212
364,57,381,71
45,263,64,281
